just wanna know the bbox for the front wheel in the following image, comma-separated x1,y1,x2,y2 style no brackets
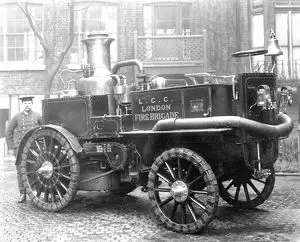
148,148,219,234
19,127,80,211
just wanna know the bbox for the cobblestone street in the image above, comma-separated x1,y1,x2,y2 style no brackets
1,159,300,242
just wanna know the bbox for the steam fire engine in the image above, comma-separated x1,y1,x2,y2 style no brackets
16,30,293,234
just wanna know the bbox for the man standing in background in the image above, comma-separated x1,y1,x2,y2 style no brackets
5,96,42,203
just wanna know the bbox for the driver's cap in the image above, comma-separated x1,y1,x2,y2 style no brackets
19,96,34,102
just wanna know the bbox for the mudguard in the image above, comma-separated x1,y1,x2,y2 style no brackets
16,124,82,165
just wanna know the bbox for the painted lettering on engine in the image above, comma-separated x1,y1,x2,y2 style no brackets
132,90,182,128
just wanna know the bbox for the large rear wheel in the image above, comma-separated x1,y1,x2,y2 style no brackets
148,148,219,234
19,128,80,211
218,166,275,209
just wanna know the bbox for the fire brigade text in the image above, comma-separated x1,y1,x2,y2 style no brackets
135,102,179,121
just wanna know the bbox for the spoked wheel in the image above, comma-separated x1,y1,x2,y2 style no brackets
19,128,80,211
148,148,219,234
218,166,275,209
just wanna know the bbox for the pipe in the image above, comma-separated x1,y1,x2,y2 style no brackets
152,112,293,138
111,59,144,74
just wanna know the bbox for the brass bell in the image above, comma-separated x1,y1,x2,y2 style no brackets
265,29,283,56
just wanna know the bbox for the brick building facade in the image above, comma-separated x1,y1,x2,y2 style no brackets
0,0,298,121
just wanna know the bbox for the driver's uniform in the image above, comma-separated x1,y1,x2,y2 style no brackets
5,110,41,193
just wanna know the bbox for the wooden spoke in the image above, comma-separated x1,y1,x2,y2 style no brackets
154,187,171,192
187,203,197,222
184,163,193,182
42,137,47,151
159,196,174,207
29,148,39,158
58,180,68,192
234,184,241,202
60,173,71,180
242,183,251,202
170,202,179,221
157,172,172,185
49,137,53,153
44,189,49,202
189,196,206,210
42,136,53,154
177,158,182,180
36,185,43,198
225,180,234,192
164,161,176,180
248,180,262,197
55,187,63,201
50,189,55,203
54,164,72,169
181,203,186,224
35,140,43,154
26,171,38,175
188,175,202,187
190,189,208,195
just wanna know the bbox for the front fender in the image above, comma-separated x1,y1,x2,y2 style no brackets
16,125,82,165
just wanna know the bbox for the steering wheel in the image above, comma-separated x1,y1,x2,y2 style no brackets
232,49,268,57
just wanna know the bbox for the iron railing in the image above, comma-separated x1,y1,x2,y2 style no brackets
276,60,300,81
226,59,300,82
134,30,207,67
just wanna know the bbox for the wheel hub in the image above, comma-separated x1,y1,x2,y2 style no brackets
38,161,53,179
170,180,189,202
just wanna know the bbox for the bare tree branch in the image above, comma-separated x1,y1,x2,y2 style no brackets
48,0,75,91
17,2,50,53
60,0,75,57
51,0,69,23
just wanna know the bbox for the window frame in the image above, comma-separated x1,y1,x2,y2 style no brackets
275,6,300,78
143,2,193,36
0,2,44,70
251,14,265,69
67,1,118,68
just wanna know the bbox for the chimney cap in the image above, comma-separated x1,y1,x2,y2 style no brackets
87,31,109,38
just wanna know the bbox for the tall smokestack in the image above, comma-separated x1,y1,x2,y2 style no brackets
78,33,115,95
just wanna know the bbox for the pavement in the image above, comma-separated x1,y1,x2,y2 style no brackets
1,159,300,242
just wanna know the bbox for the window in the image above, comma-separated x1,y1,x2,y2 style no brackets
251,15,265,67
140,2,202,64
276,11,300,78
143,2,193,36
0,4,43,64
69,2,118,65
